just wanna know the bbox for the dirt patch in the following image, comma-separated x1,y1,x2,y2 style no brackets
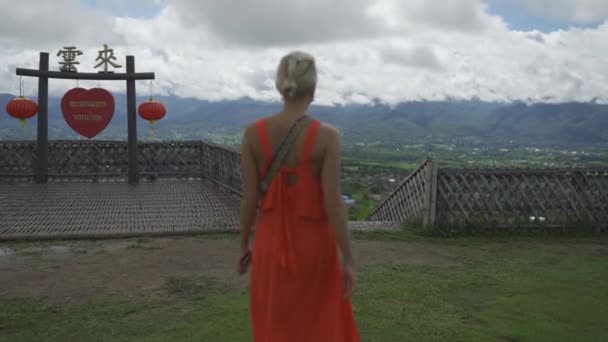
1,235,604,305
0,237,245,304
0,236,463,304
567,242,608,257
354,240,463,267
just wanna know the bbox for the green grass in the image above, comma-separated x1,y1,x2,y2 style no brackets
1,236,607,341
355,252,608,341
0,295,252,342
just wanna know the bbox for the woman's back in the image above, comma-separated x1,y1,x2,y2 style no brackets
249,113,327,178
237,51,359,341
248,114,359,342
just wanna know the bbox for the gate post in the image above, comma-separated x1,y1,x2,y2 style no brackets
126,56,138,184
423,159,438,227
36,52,49,184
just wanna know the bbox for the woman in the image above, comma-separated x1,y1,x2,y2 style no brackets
237,51,360,341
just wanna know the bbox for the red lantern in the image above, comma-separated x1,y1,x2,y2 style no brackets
138,99,166,137
6,96,38,129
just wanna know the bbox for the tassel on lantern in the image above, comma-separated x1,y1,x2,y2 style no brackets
150,120,157,138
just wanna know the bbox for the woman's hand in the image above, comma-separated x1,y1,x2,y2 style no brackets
342,259,356,299
237,249,252,276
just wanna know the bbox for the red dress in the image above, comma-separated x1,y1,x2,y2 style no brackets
250,118,360,341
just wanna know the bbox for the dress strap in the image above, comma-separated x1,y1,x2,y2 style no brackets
255,118,273,162
301,120,321,163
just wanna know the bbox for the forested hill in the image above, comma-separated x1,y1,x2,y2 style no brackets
1,93,606,147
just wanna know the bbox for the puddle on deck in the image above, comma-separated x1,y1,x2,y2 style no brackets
0,247,15,256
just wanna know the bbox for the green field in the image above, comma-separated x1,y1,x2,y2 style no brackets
1,232,607,341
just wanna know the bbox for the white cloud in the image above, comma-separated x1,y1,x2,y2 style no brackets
170,0,506,46
0,0,606,106
369,0,507,34
518,0,608,24
381,43,444,71
0,0,119,47
171,0,383,46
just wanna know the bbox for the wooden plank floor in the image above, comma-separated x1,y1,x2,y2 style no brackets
0,180,401,241
0,180,241,240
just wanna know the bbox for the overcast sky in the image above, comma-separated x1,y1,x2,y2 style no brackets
1,0,607,105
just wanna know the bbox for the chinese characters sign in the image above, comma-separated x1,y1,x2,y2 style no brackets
57,47,83,72
95,44,122,73
57,44,122,73
61,88,115,138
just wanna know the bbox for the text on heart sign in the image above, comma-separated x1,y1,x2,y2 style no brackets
61,88,115,139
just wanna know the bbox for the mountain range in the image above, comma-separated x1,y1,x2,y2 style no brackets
1,93,606,147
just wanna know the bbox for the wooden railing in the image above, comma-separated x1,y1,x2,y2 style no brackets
368,159,608,229
0,141,37,181
47,141,129,179
435,167,608,228
200,142,242,195
0,141,242,194
367,158,436,225
139,141,202,177
4,141,607,228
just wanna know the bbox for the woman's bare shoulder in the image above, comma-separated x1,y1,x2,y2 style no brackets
243,113,281,133
315,120,340,141
242,122,256,140
241,119,264,148
244,116,264,130
242,115,271,140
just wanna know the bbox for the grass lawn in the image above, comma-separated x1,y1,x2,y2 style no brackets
1,232,607,341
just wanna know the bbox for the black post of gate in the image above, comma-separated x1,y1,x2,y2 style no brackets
16,52,155,184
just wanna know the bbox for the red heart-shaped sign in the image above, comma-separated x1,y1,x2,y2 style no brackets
61,88,115,139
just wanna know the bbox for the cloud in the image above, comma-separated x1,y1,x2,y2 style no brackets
518,0,608,24
0,0,119,47
169,0,504,46
170,0,382,46
370,0,506,33
0,0,606,106
381,44,444,71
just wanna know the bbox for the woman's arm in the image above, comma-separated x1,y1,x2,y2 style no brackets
321,125,356,297
239,126,260,254
320,125,354,264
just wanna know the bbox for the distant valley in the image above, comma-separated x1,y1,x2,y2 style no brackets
1,93,607,149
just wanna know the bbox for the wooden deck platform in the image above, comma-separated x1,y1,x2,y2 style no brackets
0,180,241,240
0,180,401,241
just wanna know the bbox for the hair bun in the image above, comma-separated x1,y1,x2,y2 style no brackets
280,79,297,99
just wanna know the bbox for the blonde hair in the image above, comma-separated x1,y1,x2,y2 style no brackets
275,51,317,100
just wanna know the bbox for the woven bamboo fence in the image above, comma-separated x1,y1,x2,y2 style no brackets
200,142,242,195
368,158,608,229
0,141,37,181
367,158,436,226
4,141,607,229
0,141,241,194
